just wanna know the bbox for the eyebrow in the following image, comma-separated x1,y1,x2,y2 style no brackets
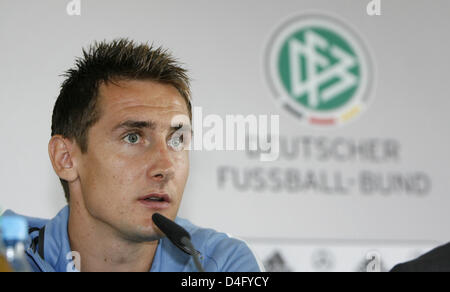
113,120,192,133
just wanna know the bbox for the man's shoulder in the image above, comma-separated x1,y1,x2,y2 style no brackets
174,217,263,272
176,217,238,244
391,242,450,272
175,217,251,253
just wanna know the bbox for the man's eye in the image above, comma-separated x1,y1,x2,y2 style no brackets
168,134,184,151
123,133,141,144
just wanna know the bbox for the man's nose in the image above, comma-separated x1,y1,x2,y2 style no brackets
147,141,175,183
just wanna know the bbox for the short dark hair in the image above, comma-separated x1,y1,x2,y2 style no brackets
51,38,192,202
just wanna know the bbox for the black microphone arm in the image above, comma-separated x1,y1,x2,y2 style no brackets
152,213,205,272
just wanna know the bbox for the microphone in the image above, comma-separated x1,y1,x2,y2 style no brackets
152,213,205,272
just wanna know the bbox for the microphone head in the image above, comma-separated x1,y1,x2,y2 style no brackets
152,213,195,256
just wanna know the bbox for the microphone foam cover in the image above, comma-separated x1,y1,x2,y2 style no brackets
152,213,191,243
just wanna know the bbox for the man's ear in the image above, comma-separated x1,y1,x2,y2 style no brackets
48,135,79,183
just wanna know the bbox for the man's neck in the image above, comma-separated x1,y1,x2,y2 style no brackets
67,201,158,272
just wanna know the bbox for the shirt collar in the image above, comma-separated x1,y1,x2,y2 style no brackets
41,205,73,272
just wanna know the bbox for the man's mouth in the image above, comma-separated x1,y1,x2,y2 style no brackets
138,193,171,209
143,197,165,202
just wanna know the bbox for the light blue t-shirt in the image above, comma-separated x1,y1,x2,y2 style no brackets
2,206,262,272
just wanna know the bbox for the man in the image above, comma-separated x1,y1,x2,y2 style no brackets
391,243,450,272
2,39,262,272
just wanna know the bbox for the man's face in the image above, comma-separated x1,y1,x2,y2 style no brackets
74,79,191,242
